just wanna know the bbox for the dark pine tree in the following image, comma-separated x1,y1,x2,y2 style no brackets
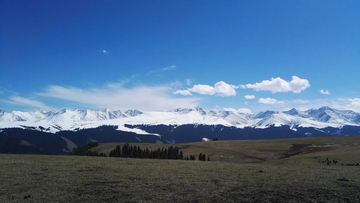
174,147,180,159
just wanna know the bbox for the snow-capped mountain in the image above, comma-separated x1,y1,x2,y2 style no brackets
0,106,360,134
1,106,360,155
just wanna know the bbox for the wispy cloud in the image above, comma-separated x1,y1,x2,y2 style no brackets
102,50,109,54
173,89,192,96
6,96,52,109
291,99,310,104
186,79,191,86
162,65,176,71
349,98,360,107
243,76,310,93
38,84,201,111
258,97,285,105
174,81,239,97
334,98,360,112
149,65,177,74
256,98,317,111
348,98,360,109
170,81,182,88
320,89,330,95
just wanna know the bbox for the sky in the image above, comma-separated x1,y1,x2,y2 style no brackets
1,0,360,114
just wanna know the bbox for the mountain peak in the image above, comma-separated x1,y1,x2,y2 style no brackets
255,110,277,119
100,108,112,112
59,109,69,114
283,108,301,116
195,107,207,115
318,106,334,111
125,110,143,117
172,108,193,114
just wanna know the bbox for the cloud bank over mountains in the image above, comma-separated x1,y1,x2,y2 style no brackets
36,85,200,111
2,74,359,113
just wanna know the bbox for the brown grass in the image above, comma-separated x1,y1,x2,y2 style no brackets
1,136,360,202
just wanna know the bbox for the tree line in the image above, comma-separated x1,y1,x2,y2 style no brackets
109,143,209,161
109,143,183,159
68,142,210,161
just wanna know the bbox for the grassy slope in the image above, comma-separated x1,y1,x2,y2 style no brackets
0,136,360,202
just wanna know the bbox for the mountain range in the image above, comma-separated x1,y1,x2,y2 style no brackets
1,106,360,155
1,106,360,132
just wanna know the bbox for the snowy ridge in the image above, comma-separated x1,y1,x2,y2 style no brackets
0,106,360,134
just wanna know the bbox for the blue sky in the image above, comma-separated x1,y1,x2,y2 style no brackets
1,0,360,113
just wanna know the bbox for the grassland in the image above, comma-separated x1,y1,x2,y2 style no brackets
1,136,360,202
92,136,360,164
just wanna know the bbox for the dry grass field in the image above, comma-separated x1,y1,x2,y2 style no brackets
1,136,360,202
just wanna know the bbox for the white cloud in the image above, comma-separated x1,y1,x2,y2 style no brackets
173,89,192,96
342,98,360,111
102,50,109,54
8,96,52,109
244,76,310,93
258,97,284,105
38,84,200,111
344,98,360,112
237,108,252,114
320,89,330,95
214,81,237,97
188,84,216,95
349,98,360,107
177,81,238,97
244,95,255,100
162,65,176,71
